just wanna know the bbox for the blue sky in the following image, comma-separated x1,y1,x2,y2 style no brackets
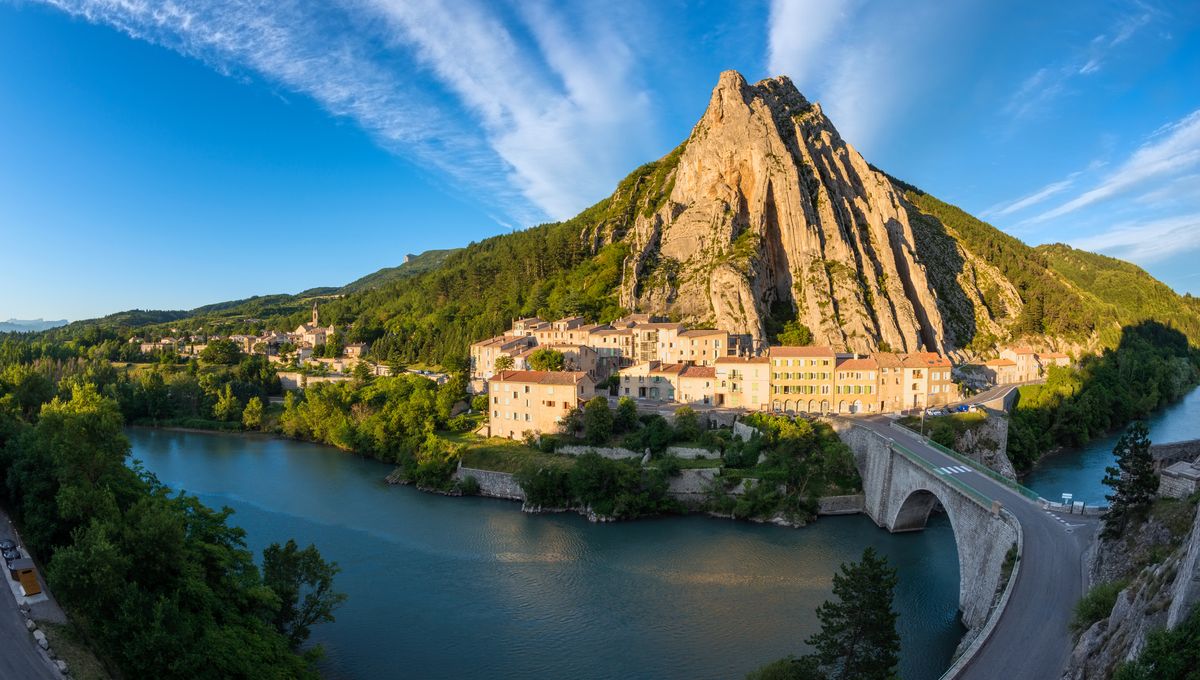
2,0,1199,321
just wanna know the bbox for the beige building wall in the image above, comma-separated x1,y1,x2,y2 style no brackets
768,347,837,412
716,357,770,410
488,371,594,440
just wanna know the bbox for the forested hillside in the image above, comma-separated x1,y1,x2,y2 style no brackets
24,72,1200,371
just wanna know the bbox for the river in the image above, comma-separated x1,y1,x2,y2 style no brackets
129,428,964,680
1024,386,1200,507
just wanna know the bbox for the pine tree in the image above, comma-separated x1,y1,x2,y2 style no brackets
804,547,900,680
1102,421,1156,538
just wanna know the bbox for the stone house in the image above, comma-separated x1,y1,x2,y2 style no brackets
487,370,595,440
768,346,837,412
715,356,770,410
834,356,880,413
677,365,718,405
662,329,731,366
982,358,1021,385
618,362,687,402
469,334,536,384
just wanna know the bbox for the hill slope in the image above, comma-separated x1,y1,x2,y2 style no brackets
51,71,1200,365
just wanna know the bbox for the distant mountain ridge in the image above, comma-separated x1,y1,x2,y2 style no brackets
39,71,1200,365
0,318,68,332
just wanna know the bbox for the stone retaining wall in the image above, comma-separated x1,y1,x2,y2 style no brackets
817,494,864,515
1151,439,1200,472
557,445,642,460
454,466,524,501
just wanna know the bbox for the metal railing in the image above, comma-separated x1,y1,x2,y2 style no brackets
889,421,1043,502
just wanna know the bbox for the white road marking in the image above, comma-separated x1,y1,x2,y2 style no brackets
937,465,973,475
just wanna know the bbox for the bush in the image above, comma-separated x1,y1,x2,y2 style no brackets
470,394,489,412
457,475,481,496
1071,580,1127,636
447,414,474,432
1112,606,1200,679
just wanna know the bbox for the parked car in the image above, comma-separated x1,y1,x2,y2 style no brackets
2,547,21,563
0,538,15,551
954,404,969,413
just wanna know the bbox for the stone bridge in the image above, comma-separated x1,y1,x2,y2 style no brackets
832,416,1096,679
832,420,1020,633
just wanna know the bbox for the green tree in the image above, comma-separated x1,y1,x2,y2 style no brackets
1101,421,1156,538
614,396,639,434
583,396,613,445
778,321,814,347
261,539,347,651
324,332,344,358
673,405,701,442
804,547,900,680
471,394,489,412
494,355,515,372
242,396,264,429
213,383,243,422
199,338,242,365
529,348,566,371
352,360,374,386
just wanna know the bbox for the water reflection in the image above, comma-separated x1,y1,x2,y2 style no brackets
129,428,964,680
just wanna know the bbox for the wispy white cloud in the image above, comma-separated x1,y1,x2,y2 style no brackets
1031,109,1200,222
1072,212,1200,263
765,0,856,89
366,0,656,221
765,0,966,152
1004,6,1157,119
980,173,1080,218
33,0,660,224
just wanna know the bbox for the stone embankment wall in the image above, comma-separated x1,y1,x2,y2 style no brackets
817,494,864,515
455,466,524,501
556,444,721,461
557,445,641,460
732,421,761,442
1065,503,1200,678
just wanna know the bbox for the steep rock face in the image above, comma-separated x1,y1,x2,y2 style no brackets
615,71,948,353
1063,503,1200,679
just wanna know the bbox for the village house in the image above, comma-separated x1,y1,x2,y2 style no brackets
469,334,536,385
715,356,770,410
677,365,718,405
982,358,1021,385
344,342,368,358
487,370,595,440
618,362,687,402
999,347,1042,382
768,346,837,413
834,356,880,414
661,328,731,366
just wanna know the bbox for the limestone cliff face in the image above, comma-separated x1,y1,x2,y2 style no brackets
612,71,949,353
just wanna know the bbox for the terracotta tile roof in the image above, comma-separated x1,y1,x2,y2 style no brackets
1006,346,1037,355
985,359,1017,367
837,357,879,370
679,328,726,337
491,370,591,385
769,345,836,357
715,356,770,364
471,334,531,349
648,362,688,376
872,352,905,368
903,352,951,368
1039,352,1069,359
635,322,686,330
680,365,717,378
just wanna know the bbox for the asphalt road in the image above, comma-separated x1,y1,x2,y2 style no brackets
0,512,59,680
857,417,1097,680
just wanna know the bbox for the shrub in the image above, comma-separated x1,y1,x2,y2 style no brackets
457,476,481,496
1071,580,1127,636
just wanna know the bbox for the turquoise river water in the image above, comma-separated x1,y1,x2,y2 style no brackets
129,428,962,680
127,385,1198,679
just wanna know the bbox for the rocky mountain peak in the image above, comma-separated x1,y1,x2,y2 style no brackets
615,69,961,354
